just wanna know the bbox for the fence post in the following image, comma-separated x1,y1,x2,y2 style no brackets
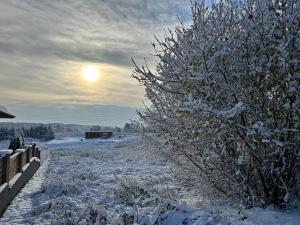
29,147,32,160
17,152,23,173
26,148,30,163
2,155,10,184
32,144,36,157
37,147,41,159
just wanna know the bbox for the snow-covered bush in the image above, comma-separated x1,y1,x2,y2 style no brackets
133,0,300,207
9,129,25,150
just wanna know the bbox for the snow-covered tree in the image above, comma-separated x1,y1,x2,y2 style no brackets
133,0,300,207
9,128,25,150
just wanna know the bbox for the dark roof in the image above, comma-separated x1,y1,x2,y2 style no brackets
0,106,15,119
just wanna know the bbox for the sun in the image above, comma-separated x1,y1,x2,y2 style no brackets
81,65,100,82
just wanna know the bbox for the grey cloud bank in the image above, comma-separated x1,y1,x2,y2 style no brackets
5,103,139,127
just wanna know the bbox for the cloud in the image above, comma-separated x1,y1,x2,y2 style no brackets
1,0,190,65
0,0,191,124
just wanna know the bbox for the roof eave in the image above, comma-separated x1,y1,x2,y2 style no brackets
0,107,15,119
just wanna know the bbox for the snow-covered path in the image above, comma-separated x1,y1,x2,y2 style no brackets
1,135,299,225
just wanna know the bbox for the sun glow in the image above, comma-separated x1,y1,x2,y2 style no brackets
81,65,100,82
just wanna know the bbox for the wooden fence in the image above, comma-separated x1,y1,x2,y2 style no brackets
0,145,41,187
0,145,42,216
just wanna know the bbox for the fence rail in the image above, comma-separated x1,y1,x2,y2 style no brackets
0,145,41,186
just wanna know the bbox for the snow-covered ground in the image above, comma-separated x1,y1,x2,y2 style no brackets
41,135,138,151
1,135,299,225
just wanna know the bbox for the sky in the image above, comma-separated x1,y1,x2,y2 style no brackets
0,0,190,126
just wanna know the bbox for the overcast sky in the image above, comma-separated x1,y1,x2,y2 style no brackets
0,0,190,126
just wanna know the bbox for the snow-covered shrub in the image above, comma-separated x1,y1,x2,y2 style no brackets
9,129,25,150
117,178,151,206
133,0,300,207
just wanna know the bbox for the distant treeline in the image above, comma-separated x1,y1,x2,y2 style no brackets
90,125,121,132
90,123,136,133
0,122,136,142
0,125,55,141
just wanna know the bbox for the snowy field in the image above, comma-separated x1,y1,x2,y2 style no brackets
1,135,299,225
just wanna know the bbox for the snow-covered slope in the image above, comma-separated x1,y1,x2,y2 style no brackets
1,135,299,225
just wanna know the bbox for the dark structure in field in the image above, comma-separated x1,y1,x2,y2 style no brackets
0,106,15,119
85,131,113,139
